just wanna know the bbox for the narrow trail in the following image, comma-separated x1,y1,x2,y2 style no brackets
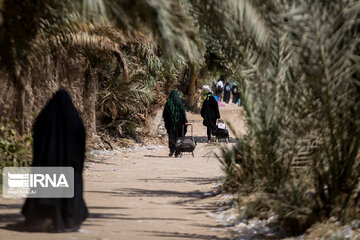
0,103,245,240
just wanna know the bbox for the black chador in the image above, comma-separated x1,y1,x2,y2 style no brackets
201,95,220,141
21,89,88,232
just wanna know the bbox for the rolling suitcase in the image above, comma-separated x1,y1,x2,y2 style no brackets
213,120,230,143
175,124,196,157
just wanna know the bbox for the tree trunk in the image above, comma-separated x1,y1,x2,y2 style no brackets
15,73,25,136
83,66,98,138
186,63,197,109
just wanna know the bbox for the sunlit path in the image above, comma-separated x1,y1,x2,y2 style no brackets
0,104,244,240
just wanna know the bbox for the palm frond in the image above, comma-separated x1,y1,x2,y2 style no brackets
80,0,203,60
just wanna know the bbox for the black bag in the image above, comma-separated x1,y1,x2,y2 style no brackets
176,137,195,152
213,120,230,143
175,124,196,157
213,128,229,138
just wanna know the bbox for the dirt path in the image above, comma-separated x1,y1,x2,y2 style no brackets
0,103,245,240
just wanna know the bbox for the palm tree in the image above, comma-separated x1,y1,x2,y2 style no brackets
0,0,202,134
1,0,359,222
192,0,359,221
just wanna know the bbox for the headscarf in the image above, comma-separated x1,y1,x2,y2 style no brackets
164,90,185,130
206,92,214,98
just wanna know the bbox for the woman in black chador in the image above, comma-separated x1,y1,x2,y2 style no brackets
163,90,188,157
21,89,88,232
223,82,231,103
201,94,221,143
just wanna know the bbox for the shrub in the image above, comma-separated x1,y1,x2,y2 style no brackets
0,119,32,188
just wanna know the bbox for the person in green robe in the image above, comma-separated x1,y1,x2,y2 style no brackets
163,90,188,157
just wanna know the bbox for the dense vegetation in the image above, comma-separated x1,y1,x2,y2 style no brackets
0,0,359,237
213,0,360,235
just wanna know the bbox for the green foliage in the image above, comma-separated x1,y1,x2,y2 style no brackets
239,194,271,220
284,2,360,219
0,0,202,138
97,61,153,137
80,0,202,59
271,179,318,234
0,120,32,168
0,120,32,188
0,0,358,234
218,146,244,192
96,42,185,137
214,0,360,233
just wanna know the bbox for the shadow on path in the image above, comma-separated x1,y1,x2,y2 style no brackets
144,155,171,158
140,230,230,240
0,205,131,232
138,177,221,185
87,188,219,200
193,136,237,144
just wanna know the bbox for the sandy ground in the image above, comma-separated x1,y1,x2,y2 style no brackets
0,103,246,240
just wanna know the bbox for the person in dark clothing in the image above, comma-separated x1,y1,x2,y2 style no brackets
215,75,224,102
232,82,240,104
21,89,88,232
223,82,231,103
163,90,188,157
201,94,221,143
211,81,217,94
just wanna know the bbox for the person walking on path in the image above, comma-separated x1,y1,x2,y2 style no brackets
21,89,88,232
201,93,221,143
223,82,231,104
163,90,189,157
232,82,240,104
215,75,224,102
